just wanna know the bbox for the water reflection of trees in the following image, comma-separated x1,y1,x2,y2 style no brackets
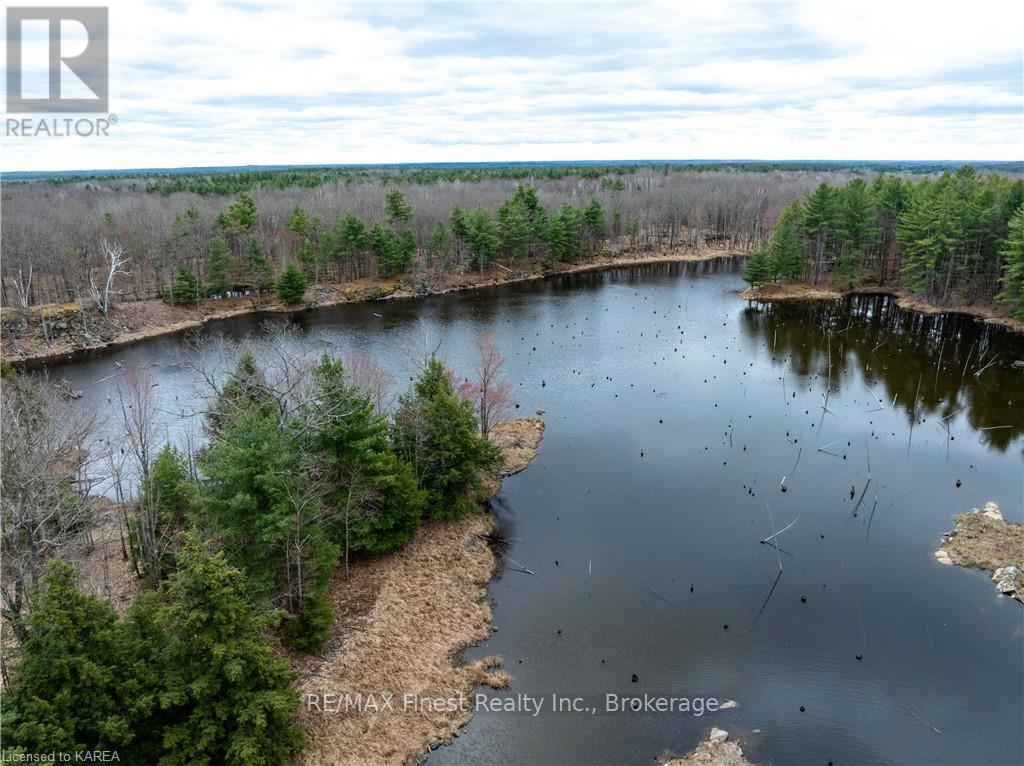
740,295,1024,451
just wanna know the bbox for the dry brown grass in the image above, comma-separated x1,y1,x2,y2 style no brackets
938,503,1023,572
293,417,543,765
740,282,843,301
489,417,545,476
294,515,506,766
70,499,141,615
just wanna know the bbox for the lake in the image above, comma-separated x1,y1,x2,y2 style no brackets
50,258,1024,766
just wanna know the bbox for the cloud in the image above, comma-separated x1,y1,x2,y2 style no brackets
3,0,1021,171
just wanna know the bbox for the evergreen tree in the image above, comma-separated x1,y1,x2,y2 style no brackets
802,183,837,283
385,189,412,226
206,237,231,297
204,351,274,436
308,356,424,558
497,196,530,261
0,560,145,755
835,179,877,284
547,205,586,261
286,205,309,236
158,534,304,766
169,265,200,304
464,207,500,273
392,357,501,518
199,408,296,596
583,198,606,254
743,246,772,286
276,262,307,304
997,205,1024,320
216,192,258,236
369,223,414,277
426,222,453,268
769,200,805,280
245,239,274,295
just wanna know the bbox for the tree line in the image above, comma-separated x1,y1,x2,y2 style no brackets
744,168,1024,319
0,331,514,763
2,169,848,308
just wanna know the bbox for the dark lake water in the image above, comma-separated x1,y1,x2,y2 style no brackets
49,259,1023,766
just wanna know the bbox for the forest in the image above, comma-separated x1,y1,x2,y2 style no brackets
2,166,884,309
4,164,1022,323
0,328,515,762
744,168,1024,319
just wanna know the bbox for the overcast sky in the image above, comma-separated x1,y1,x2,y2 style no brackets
3,0,1022,172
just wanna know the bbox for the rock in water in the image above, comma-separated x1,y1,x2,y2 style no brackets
934,550,954,566
982,502,1004,522
993,566,1022,600
709,728,729,744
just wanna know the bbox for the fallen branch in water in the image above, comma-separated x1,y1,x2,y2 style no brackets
761,517,799,544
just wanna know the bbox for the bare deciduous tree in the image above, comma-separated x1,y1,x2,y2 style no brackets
0,374,100,642
88,239,131,316
475,332,515,436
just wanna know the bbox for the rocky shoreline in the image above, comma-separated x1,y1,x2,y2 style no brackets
935,502,1024,602
2,247,741,369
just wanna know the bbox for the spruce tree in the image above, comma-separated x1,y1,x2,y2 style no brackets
1,559,139,755
276,262,307,304
158,534,304,766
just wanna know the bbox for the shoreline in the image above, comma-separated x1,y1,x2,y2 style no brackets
295,417,545,765
2,247,742,368
739,282,1024,334
935,502,1023,603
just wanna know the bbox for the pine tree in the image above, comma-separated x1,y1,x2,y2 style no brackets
997,205,1024,320
276,262,307,304
497,196,530,261
308,356,423,558
216,191,258,236
158,534,304,766
204,350,274,436
583,198,605,254
802,183,837,283
286,205,309,236
169,265,200,304
369,223,413,277
385,189,412,226
426,222,453,268
835,179,877,285
769,201,805,280
206,237,231,297
743,246,772,286
245,239,274,295
464,207,499,273
392,357,501,518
